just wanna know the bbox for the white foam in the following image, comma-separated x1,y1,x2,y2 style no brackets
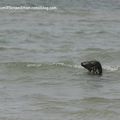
26,64,42,67
55,63,73,68
73,65,83,69
55,63,82,69
103,65,119,71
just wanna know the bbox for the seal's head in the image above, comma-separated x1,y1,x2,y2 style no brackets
81,60,102,75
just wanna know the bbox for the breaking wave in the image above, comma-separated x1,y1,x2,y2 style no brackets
0,62,120,73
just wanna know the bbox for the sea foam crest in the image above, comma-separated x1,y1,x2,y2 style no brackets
103,65,119,71
26,63,119,72
55,63,82,69
26,64,42,67
26,62,82,69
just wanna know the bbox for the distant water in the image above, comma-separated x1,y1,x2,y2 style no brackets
1,0,120,120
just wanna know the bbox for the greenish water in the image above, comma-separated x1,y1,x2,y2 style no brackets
0,0,120,120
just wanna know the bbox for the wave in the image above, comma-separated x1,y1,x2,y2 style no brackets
26,62,83,69
23,63,120,72
1,62,120,72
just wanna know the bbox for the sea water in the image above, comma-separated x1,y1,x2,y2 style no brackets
0,0,120,120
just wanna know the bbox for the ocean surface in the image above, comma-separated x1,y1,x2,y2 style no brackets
0,0,120,120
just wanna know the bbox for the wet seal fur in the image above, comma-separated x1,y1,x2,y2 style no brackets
81,60,102,75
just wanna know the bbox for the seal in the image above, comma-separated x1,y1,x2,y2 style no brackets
81,60,102,75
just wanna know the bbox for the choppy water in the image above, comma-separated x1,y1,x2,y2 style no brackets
1,0,120,120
